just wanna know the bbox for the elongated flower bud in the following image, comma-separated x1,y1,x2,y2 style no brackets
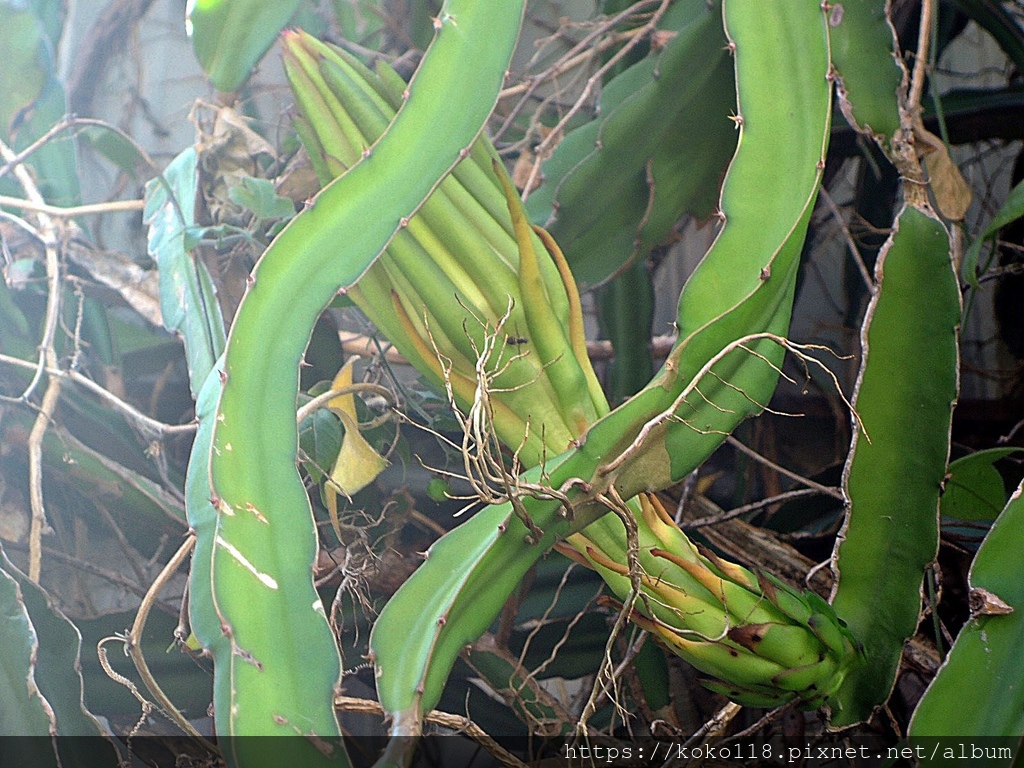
561,494,863,710
282,31,604,463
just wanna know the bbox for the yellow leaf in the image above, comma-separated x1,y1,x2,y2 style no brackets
323,360,389,536
918,127,971,221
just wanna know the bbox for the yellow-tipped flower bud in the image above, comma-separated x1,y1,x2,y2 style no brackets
282,30,604,464
572,494,863,710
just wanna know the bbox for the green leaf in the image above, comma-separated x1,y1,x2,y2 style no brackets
463,637,573,738
299,406,343,485
330,0,383,45
963,176,1024,286
14,80,81,207
425,477,450,502
22,0,64,48
188,0,303,93
143,148,227,400
941,447,1020,522
526,0,735,288
0,4,79,206
0,544,121,764
228,176,297,221
910,479,1024,743
79,125,148,178
830,205,960,726
0,271,31,342
0,554,54,737
42,424,186,526
0,5,47,137
0,553,121,768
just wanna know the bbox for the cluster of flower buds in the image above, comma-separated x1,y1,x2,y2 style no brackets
282,29,862,712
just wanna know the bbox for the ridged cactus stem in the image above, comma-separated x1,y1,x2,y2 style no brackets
281,20,864,720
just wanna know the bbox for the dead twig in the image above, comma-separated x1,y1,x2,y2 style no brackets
0,352,197,437
519,0,675,198
339,330,679,364
0,195,145,218
819,187,874,294
1,137,65,583
725,436,846,501
682,487,833,530
124,534,218,751
294,382,396,425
